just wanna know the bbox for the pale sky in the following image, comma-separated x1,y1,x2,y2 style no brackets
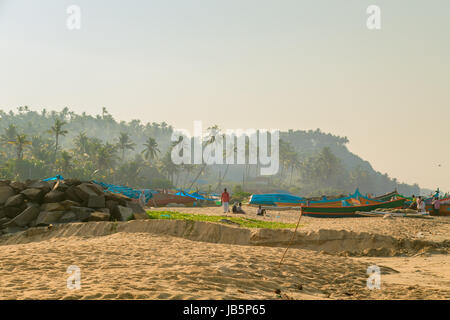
0,0,449,191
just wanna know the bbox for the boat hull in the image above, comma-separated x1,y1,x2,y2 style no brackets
426,203,450,216
302,198,406,218
149,193,196,207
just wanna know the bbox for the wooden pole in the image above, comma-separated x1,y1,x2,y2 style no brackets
278,207,303,268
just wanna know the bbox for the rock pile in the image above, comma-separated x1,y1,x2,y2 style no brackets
0,179,148,234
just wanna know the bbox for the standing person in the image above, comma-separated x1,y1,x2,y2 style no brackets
221,188,230,213
409,195,417,210
139,190,146,207
417,196,426,213
257,205,266,216
432,197,441,215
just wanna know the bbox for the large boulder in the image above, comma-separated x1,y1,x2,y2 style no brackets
88,212,110,222
97,208,110,214
105,200,119,212
35,211,64,226
63,179,82,187
75,183,103,202
4,206,25,219
105,192,130,206
21,188,45,202
53,182,69,192
41,202,65,212
0,180,11,187
126,201,146,214
112,205,133,221
26,181,51,193
133,212,149,220
43,190,66,203
60,200,81,210
65,186,83,203
0,207,5,219
0,217,11,228
5,194,25,208
59,212,78,223
9,205,40,227
0,186,16,205
10,181,26,192
70,206,95,222
87,195,105,208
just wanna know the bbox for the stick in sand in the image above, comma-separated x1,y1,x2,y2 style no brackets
278,207,303,267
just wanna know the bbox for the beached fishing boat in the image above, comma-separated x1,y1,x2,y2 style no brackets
149,193,196,207
426,199,450,216
249,193,305,206
274,189,383,207
301,198,406,218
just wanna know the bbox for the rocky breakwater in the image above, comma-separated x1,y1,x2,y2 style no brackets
0,179,148,235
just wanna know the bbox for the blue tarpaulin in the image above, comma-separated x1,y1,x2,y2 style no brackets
43,175,64,181
93,181,153,202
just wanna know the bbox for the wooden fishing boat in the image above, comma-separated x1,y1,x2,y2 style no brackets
301,198,406,218
426,201,450,216
275,197,383,208
149,193,196,207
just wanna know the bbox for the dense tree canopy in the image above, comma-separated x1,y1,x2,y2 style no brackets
0,107,421,196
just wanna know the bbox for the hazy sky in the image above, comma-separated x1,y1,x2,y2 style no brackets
0,0,449,191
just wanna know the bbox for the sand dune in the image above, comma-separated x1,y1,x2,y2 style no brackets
0,213,449,300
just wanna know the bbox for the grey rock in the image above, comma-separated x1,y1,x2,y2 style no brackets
5,194,25,208
70,206,95,222
65,186,83,203
35,211,64,226
10,181,26,192
0,186,16,205
105,200,119,212
43,190,66,203
9,205,40,227
133,212,149,220
21,188,45,202
26,180,51,193
75,183,103,202
0,217,11,227
60,200,81,210
59,212,78,223
88,212,110,222
115,205,133,221
41,202,65,212
87,195,105,208
4,206,24,219
126,201,146,214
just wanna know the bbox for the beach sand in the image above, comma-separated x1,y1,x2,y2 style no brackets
0,205,448,300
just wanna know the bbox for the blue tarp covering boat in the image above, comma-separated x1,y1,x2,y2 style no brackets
93,181,153,202
249,193,305,206
249,189,382,206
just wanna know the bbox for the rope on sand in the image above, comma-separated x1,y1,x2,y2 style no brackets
278,207,303,268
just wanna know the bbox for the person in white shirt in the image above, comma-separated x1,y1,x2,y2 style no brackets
417,197,426,212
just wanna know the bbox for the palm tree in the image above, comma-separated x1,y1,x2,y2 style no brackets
74,132,90,155
188,125,219,189
0,124,18,158
96,143,118,173
58,151,73,174
49,119,68,158
117,132,136,162
141,137,160,161
9,133,31,160
159,151,179,184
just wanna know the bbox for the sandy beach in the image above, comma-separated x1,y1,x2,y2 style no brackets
0,205,449,300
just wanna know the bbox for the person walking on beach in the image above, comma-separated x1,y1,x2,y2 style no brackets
221,188,230,213
409,195,417,210
417,196,426,213
139,190,146,207
432,197,441,215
